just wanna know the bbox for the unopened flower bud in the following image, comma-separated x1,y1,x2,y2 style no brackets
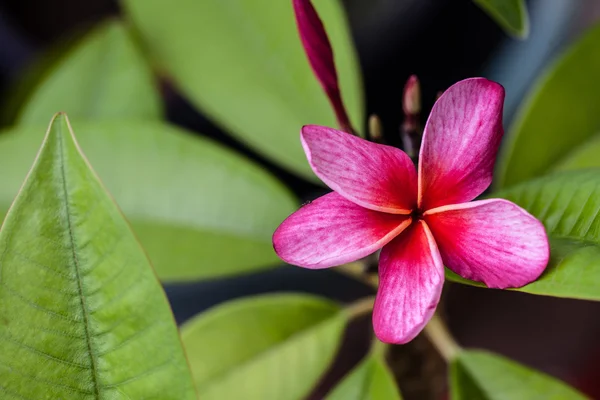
403,75,421,117
293,0,355,134
368,114,384,143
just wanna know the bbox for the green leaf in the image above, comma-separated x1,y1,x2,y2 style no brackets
121,0,364,181
553,133,600,171
181,294,346,400
451,350,587,399
496,23,600,189
16,20,161,124
0,114,196,398
447,169,600,300
472,0,529,39
326,356,402,400
0,121,297,281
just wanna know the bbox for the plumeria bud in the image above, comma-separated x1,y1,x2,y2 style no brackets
401,75,422,159
368,114,384,143
403,75,421,117
292,0,355,134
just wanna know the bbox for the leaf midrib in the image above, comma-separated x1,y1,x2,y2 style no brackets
57,127,101,398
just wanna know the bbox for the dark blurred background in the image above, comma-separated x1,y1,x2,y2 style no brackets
2,0,600,398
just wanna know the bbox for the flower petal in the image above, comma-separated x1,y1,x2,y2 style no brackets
373,221,444,344
273,192,412,269
292,0,353,133
418,78,505,210
301,125,418,214
425,199,549,289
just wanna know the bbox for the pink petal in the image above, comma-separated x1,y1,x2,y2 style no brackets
373,221,444,344
273,192,411,269
301,125,418,214
424,199,549,289
418,78,505,210
292,0,354,133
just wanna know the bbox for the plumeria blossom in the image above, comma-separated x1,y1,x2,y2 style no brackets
283,0,549,344
273,78,550,344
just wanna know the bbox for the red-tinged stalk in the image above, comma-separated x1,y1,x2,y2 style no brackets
401,75,422,160
293,0,356,134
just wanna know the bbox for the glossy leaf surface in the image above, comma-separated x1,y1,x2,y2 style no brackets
326,355,402,400
0,114,196,398
473,0,529,38
122,0,364,180
496,23,600,188
0,121,297,281
17,20,161,124
451,350,587,399
447,169,600,300
181,294,346,400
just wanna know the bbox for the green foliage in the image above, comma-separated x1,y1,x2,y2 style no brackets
554,133,600,171
17,20,161,124
0,121,297,281
181,294,346,400
496,23,600,189
447,169,600,300
473,0,529,38
326,355,402,400
451,350,587,399
0,114,196,398
121,0,364,181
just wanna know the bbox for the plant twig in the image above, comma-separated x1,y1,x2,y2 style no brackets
345,296,375,319
423,314,461,362
337,262,379,288
370,337,389,359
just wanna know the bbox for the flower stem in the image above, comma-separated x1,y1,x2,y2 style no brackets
370,337,389,359
423,314,461,362
337,261,379,288
345,295,375,319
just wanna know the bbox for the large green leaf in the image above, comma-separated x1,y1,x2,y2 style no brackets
446,169,600,300
553,133,600,171
451,350,587,399
326,356,402,400
121,0,363,181
0,114,196,399
181,294,346,400
0,121,297,281
496,23,600,189
16,20,161,124
473,0,529,38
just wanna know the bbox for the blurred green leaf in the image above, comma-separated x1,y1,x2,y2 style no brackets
0,121,297,282
451,350,587,399
326,356,402,400
496,23,600,189
447,169,600,300
16,20,161,124
121,0,364,181
473,0,529,39
0,114,196,398
554,133,600,171
181,294,346,400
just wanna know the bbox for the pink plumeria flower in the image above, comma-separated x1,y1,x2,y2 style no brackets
273,78,550,344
